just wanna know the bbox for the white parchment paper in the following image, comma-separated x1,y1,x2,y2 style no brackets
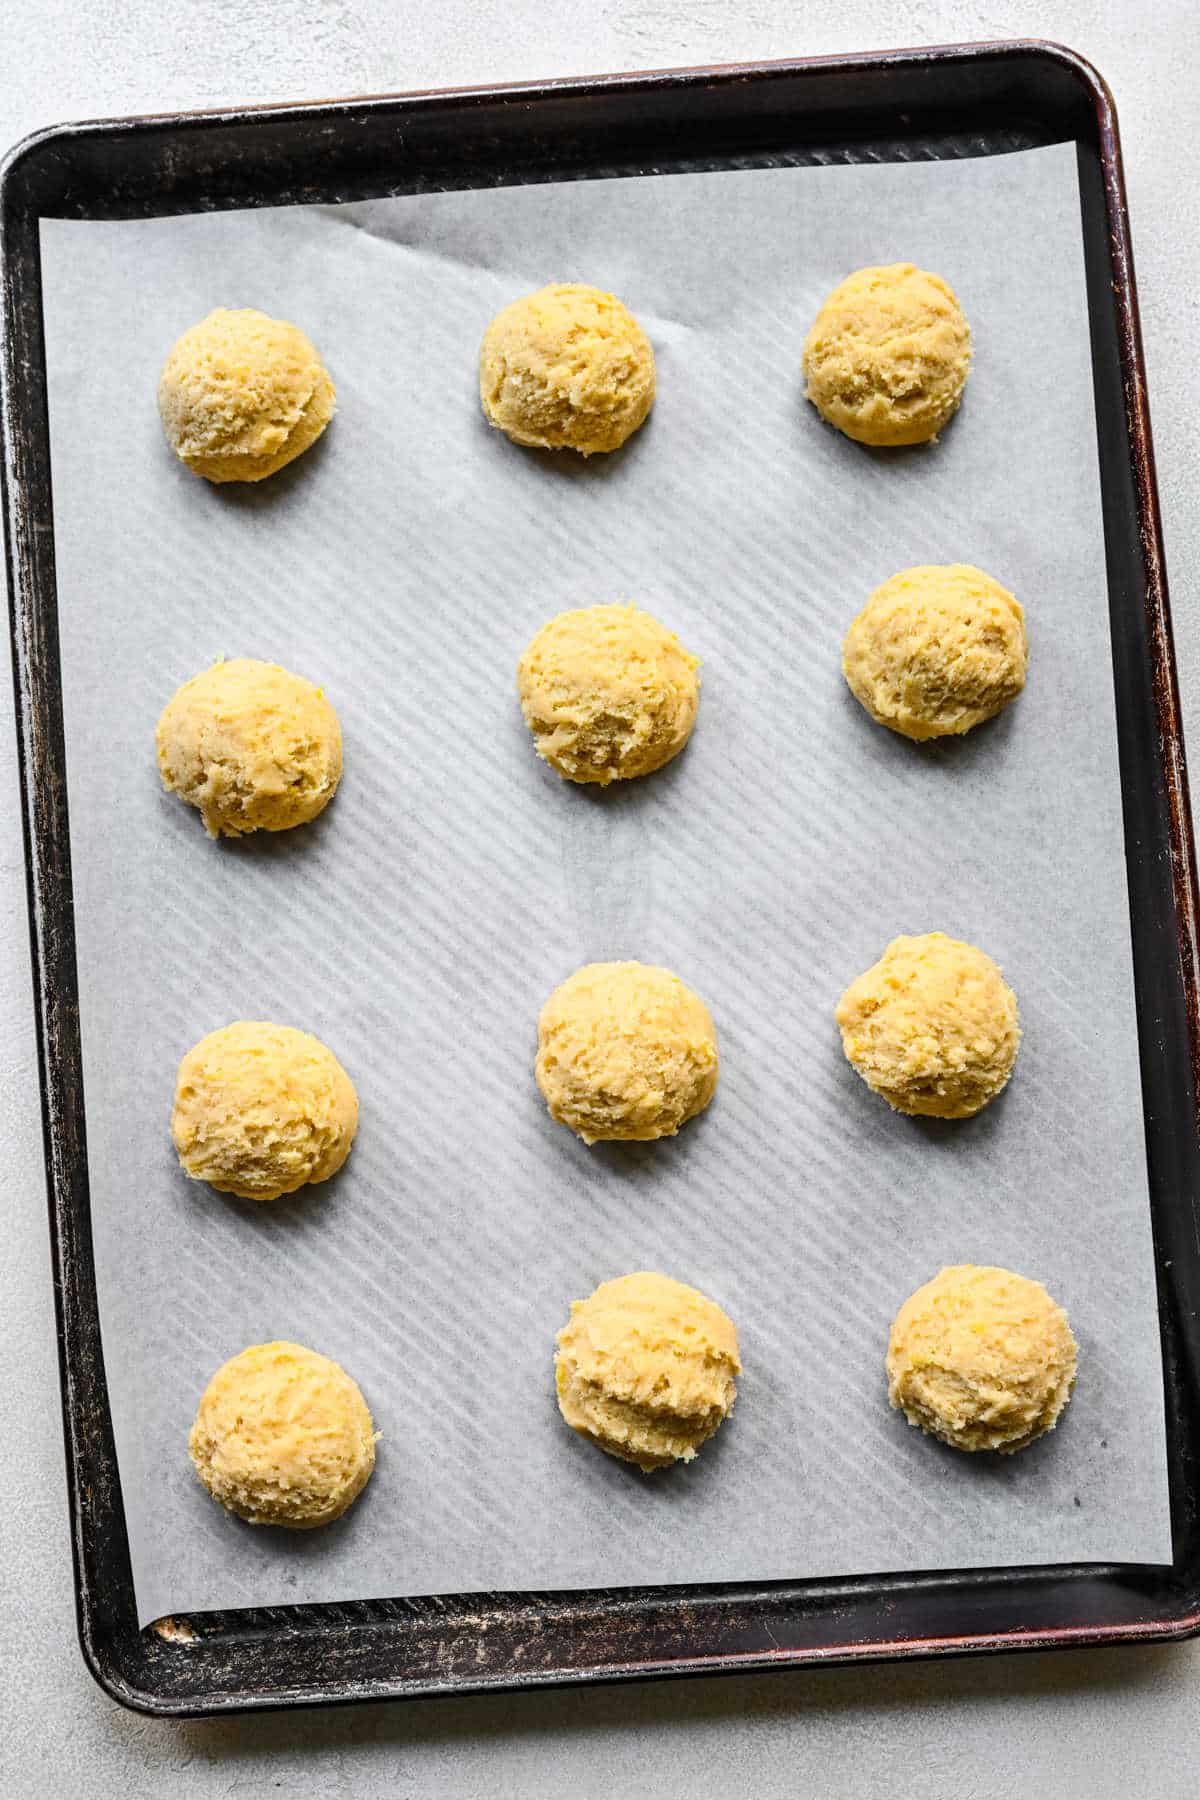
39,142,1173,1628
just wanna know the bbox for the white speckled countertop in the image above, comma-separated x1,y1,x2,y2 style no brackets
4,3,1197,1794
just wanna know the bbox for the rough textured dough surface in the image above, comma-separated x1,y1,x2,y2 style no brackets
172,1021,359,1200
536,962,718,1144
156,657,342,838
479,283,655,455
158,307,335,483
843,564,1028,741
555,1271,740,1471
517,604,700,784
802,263,971,446
887,1265,1078,1454
189,1341,377,1526
836,932,1020,1118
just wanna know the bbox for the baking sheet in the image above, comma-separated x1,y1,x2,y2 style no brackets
38,141,1173,1628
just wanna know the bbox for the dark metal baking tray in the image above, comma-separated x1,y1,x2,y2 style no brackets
3,39,1198,1716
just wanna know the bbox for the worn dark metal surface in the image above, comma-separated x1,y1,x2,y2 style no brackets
3,40,1198,1717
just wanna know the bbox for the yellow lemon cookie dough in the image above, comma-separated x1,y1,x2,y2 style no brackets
172,1021,358,1200
189,1341,378,1526
555,1271,740,1471
158,307,335,483
156,657,342,838
517,604,700,785
479,283,655,455
836,933,1019,1118
843,564,1027,741
887,1265,1077,1454
536,962,718,1144
802,263,971,447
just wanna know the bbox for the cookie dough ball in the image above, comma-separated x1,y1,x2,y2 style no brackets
536,962,718,1144
480,283,655,455
836,932,1019,1118
556,1271,740,1471
172,1021,358,1200
189,1341,377,1526
887,1266,1077,1453
517,604,700,785
158,307,335,483
802,264,971,446
156,657,342,838
844,564,1027,741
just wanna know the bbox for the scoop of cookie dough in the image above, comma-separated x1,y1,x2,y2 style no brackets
517,604,699,784
802,263,971,446
156,657,342,838
844,564,1027,741
172,1021,358,1200
480,283,655,455
158,307,335,483
836,932,1019,1118
189,1340,377,1525
556,1271,740,1471
887,1265,1077,1453
536,961,718,1144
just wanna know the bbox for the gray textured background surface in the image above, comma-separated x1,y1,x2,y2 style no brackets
3,3,1197,1795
